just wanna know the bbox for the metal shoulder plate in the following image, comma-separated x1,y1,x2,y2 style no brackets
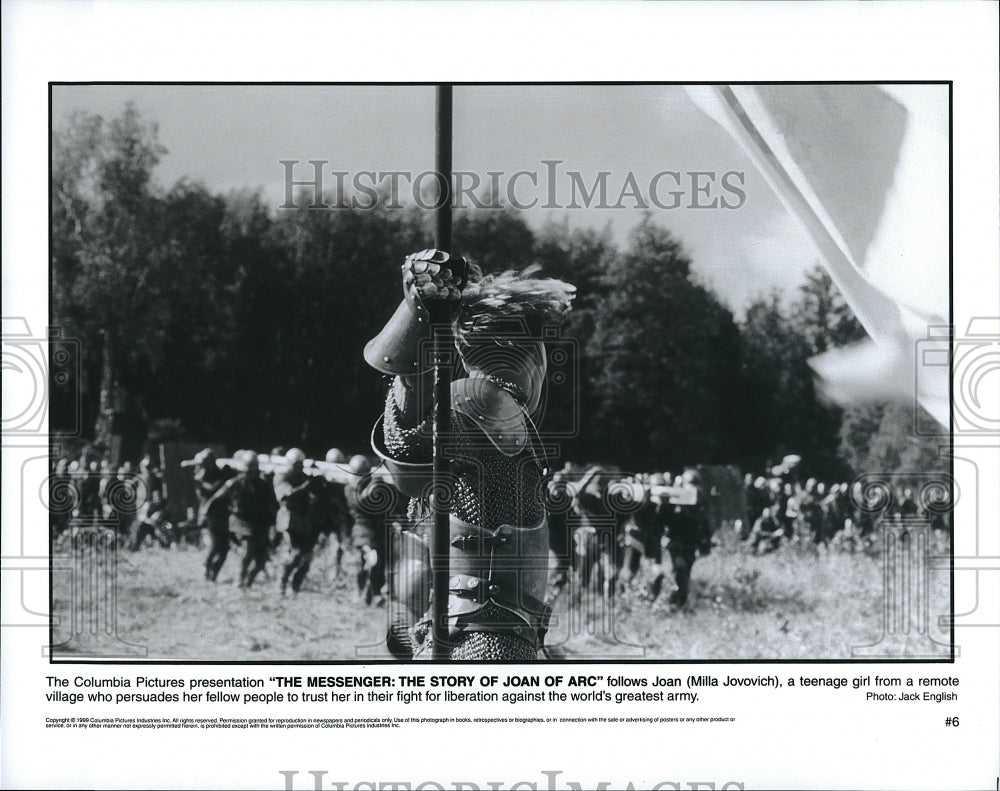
451,377,528,457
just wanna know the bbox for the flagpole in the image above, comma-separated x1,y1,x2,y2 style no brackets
431,84,453,661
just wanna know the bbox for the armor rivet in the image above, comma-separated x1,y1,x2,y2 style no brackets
466,577,479,589
488,584,500,595
450,576,461,588
479,415,485,420
383,356,391,362
497,435,503,440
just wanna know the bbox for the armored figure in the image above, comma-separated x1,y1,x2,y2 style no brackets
571,468,623,605
623,473,670,601
128,455,170,552
344,454,392,605
194,449,237,581
274,448,318,595
663,470,712,606
225,450,277,589
313,447,351,577
366,249,574,660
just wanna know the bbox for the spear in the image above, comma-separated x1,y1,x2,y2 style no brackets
431,84,453,660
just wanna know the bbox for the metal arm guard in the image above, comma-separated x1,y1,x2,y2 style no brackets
363,250,467,376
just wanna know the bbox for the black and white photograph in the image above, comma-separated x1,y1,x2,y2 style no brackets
3,4,998,791
46,82,954,662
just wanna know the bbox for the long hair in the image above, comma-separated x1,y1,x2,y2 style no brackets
452,265,575,349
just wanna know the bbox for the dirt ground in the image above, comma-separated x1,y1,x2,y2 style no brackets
50,527,951,662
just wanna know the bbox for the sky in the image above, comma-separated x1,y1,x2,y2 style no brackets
50,83,880,314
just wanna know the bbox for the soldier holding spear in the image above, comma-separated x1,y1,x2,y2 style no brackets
365,87,574,660
366,250,574,659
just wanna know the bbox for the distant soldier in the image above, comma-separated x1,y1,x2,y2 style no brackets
618,475,664,597
65,460,84,532
663,470,711,606
781,482,800,539
50,458,71,539
850,481,876,538
227,450,277,589
573,468,623,605
640,473,671,602
97,459,114,519
111,461,136,545
129,454,171,551
929,505,951,544
543,464,602,610
264,447,286,489
800,478,824,544
819,482,849,543
260,447,286,551
312,448,351,578
274,448,318,595
344,455,389,605
138,453,164,505
747,506,784,554
194,449,237,581
898,487,919,518
77,455,103,520
744,476,769,540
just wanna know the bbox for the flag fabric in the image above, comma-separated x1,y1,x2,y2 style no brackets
685,85,950,427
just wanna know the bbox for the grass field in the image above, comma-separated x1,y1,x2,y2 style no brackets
51,526,951,662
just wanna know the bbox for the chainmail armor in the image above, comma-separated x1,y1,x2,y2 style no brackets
383,384,545,661
411,601,538,661
383,388,544,530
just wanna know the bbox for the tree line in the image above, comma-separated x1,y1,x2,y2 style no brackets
51,104,945,481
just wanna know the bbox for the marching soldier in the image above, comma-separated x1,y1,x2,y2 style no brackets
632,472,670,602
128,454,170,551
800,477,824,543
273,448,317,595
344,455,390,605
664,469,711,606
542,464,602,611
368,249,574,660
618,476,653,595
570,468,623,607
226,450,277,589
313,448,351,578
111,461,136,545
194,449,237,581
50,458,71,540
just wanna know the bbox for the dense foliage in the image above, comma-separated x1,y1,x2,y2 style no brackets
51,105,945,479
